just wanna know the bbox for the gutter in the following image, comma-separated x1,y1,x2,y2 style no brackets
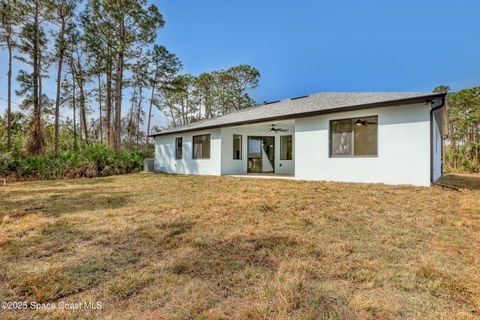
429,94,447,184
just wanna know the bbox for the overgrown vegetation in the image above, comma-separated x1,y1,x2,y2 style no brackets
0,174,479,319
0,0,262,182
0,0,260,157
434,85,480,173
0,144,148,180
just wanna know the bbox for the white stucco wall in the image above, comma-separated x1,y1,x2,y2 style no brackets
154,128,222,176
154,103,435,186
432,114,442,181
295,103,432,186
220,121,295,175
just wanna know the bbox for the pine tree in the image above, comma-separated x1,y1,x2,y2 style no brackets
15,0,49,155
146,45,180,144
47,0,76,153
0,0,19,151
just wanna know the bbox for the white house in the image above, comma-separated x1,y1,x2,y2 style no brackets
150,92,447,187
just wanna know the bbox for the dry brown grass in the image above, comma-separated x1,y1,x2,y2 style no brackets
0,173,479,319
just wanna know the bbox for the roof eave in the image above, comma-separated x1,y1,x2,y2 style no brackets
148,93,446,137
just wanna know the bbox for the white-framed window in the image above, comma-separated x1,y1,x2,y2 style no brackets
175,137,183,159
192,134,211,159
280,135,293,160
233,134,242,160
330,116,378,157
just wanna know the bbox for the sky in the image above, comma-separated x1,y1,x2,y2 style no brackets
1,0,480,128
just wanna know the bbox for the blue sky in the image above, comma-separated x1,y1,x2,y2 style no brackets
1,0,479,127
152,0,479,100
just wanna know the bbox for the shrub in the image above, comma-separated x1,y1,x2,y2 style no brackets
0,144,150,181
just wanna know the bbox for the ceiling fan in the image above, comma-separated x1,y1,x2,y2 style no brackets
354,119,376,126
266,124,289,133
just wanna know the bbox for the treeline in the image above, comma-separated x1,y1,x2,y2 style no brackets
161,65,259,127
0,0,260,158
434,85,480,172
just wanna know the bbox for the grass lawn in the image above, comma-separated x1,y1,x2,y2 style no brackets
0,174,479,319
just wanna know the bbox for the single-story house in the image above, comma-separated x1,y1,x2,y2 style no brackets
149,92,447,187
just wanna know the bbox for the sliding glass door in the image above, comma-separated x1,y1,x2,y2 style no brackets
247,137,275,173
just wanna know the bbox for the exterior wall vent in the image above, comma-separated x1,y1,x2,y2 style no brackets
291,95,309,100
264,100,280,105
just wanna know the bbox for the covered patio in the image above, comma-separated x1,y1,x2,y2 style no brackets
219,119,295,176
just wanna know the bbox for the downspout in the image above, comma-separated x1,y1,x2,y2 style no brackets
429,95,446,185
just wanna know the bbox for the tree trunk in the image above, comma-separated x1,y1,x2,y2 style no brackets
112,90,116,145
128,87,136,145
114,47,124,151
54,19,66,153
106,56,112,147
136,87,143,149
39,50,43,119
74,49,88,144
6,34,12,150
79,77,88,144
146,78,156,146
98,73,103,144
29,1,42,156
181,100,186,125
112,18,126,151
168,104,176,127
474,121,478,164
72,68,77,150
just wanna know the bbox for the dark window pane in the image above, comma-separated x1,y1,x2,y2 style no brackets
331,120,353,156
175,137,183,159
280,135,293,160
354,116,377,156
233,134,242,159
193,134,211,159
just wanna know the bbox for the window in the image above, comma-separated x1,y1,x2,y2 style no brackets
233,134,242,159
175,137,183,159
192,134,211,159
330,116,378,157
280,135,293,160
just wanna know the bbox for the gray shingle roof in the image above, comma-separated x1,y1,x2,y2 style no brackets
150,92,445,136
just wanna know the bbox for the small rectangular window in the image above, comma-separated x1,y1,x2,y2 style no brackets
280,135,293,160
175,137,183,159
193,134,211,159
330,116,377,157
233,134,242,159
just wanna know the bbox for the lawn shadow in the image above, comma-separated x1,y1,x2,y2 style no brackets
1,188,132,217
67,177,116,185
0,176,117,188
168,234,300,279
438,174,480,191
